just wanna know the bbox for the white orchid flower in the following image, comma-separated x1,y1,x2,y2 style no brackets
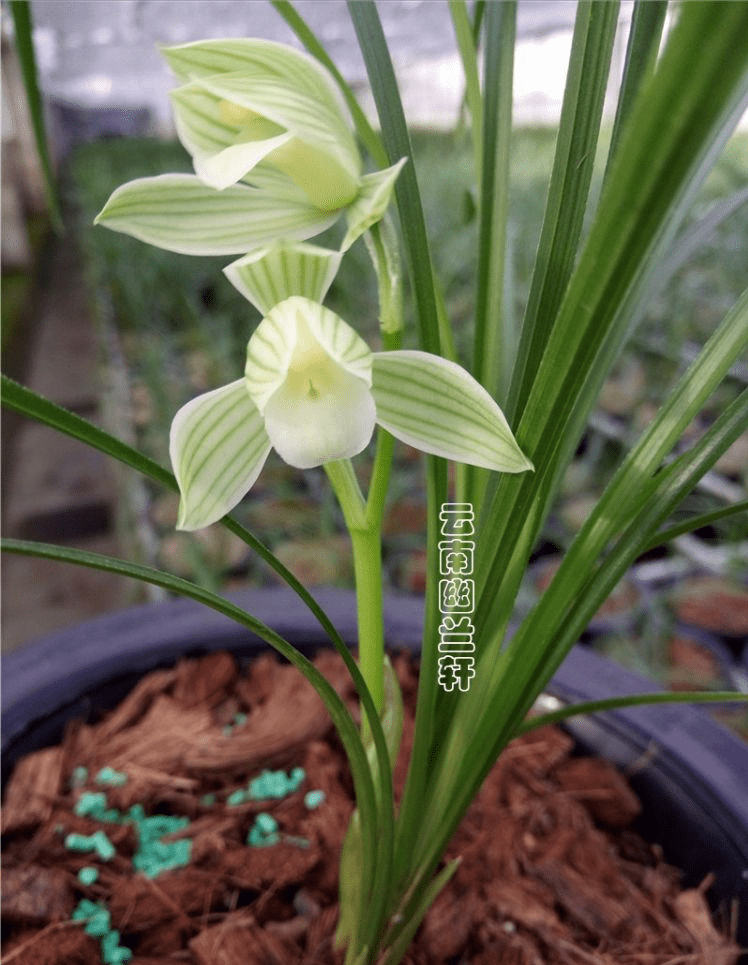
170,296,532,531
95,39,405,255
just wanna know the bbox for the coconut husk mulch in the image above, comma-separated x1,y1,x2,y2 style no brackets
1,648,742,965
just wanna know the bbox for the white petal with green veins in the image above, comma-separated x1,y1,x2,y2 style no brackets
371,351,533,473
193,133,295,191
161,39,344,116
95,174,339,256
224,243,342,315
198,73,358,168
245,297,376,469
169,379,271,531
341,159,408,251
245,297,373,412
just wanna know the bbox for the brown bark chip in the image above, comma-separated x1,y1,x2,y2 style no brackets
2,745,64,833
2,649,743,965
554,755,642,827
1,865,74,924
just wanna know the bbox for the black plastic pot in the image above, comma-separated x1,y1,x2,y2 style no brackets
3,589,748,945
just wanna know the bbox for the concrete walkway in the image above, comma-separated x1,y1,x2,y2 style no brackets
1,241,132,652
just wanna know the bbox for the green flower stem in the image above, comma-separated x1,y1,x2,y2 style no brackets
325,459,385,715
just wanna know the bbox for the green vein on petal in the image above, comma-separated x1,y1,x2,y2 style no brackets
224,243,342,314
95,174,339,255
342,159,408,251
169,379,271,530
372,352,533,473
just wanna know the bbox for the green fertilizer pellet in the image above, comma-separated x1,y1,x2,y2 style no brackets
95,767,128,787
304,790,326,809
77,866,99,885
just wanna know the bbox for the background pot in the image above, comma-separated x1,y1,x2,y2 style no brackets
3,589,748,943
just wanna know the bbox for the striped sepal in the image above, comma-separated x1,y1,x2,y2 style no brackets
372,351,533,473
224,243,342,314
161,39,344,117
342,159,407,250
95,174,339,256
169,379,271,530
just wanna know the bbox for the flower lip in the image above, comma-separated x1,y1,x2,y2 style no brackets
245,296,373,414
245,297,376,469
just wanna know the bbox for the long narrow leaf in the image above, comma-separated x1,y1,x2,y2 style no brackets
448,0,482,183
474,2,748,641
517,691,748,737
472,0,515,400
605,0,668,176
346,0,441,357
415,387,748,902
640,498,748,553
0,374,382,746
8,1,63,230
507,0,620,423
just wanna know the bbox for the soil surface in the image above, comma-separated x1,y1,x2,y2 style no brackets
1,649,742,965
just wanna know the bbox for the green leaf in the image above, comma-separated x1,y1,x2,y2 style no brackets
95,174,339,255
507,0,620,422
335,811,363,954
640,498,748,553
475,1,748,639
169,379,272,531
372,351,532,473
8,1,63,231
448,0,482,182
224,242,342,314
380,858,460,965
365,655,404,787
517,691,748,737
1,535,383,915
0,374,353,679
347,0,442,356
605,0,668,176
472,0,516,399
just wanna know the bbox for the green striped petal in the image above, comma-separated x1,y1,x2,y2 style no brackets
161,38,343,117
197,71,360,180
224,243,342,314
342,159,407,250
169,379,271,531
371,351,533,473
95,174,339,256
245,297,375,469
245,296,373,412
168,55,360,205
170,79,294,189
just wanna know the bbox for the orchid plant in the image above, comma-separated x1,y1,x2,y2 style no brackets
3,2,748,963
